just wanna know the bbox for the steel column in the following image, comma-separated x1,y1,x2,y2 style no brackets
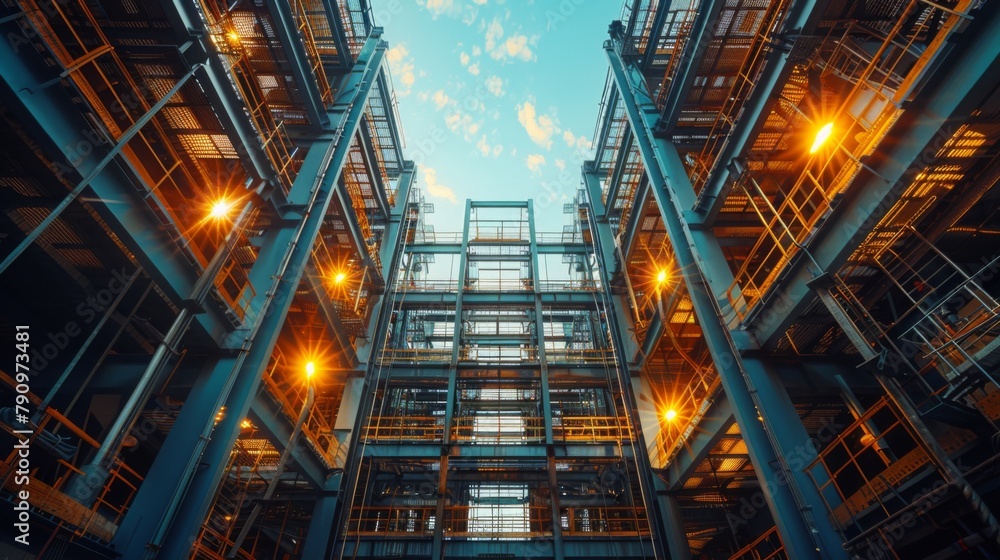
606,37,848,559
111,31,387,558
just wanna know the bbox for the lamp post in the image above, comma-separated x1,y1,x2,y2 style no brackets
70,198,254,505
226,362,317,557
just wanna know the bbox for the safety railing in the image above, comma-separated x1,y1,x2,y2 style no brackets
544,348,615,365
0,370,141,542
537,279,601,292
198,0,301,191
340,140,384,272
723,0,977,320
364,416,445,442
461,346,538,364
650,366,721,469
687,0,792,194
395,279,460,292
445,505,552,537
806,397,974,531
288,0,334,105
378,347,454,364
348,506,437,537
259,349,340,468
553,416,630,443
650,8,698,109
905,271,1000,389
192,437,271,560
471,220,530,243
561,507,650,537
728,526,785,560
464,277,533,292
413,231,464,244
536,231,585,244
451,416,545,443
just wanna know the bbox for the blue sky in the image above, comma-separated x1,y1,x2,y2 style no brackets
370,0,620,231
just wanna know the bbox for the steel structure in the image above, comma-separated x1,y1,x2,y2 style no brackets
592,0,1000,558
335,199,661,559
0,0,410,557
1,0,1000,559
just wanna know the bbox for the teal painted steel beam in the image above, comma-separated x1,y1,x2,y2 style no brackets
528,199,565,560
160,1,280,188
606,36,848,560
664,397,734,490
691,0,828,226
248,392,328,489
747,3,1000,347
112,31,387,559
582,181,668,560
264,0,330,128
0,40,234,346
657,0,724,129
300,473,343,559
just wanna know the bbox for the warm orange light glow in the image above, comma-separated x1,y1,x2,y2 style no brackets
226,31,240,45
210,199,233,220
333,272,347,284
657,269,669,285
240,419,252,429
305,361,316,379
809,122,834,154
664,409,678,422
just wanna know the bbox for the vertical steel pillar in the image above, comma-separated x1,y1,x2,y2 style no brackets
582,176,676,560
111,30,387,559
301,473,343,558
431,199,472,559
528,200,565,559
605,38,848,560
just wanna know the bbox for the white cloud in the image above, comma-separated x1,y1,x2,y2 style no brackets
445,110,481,140
526,153,546,173
472,45,482,56
517,101,559,149
486,18,537,60
431,90,451,110
421,167,458,204
423,0,479,25
563,130,590,150
554,159,566,170
483,17,535,62
386,44,415,96
468,63,480,76
485,75,504,97
460,52,470,66
475,135,504,158
501,35,533,61
472,0,487,4
424,0,456,17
